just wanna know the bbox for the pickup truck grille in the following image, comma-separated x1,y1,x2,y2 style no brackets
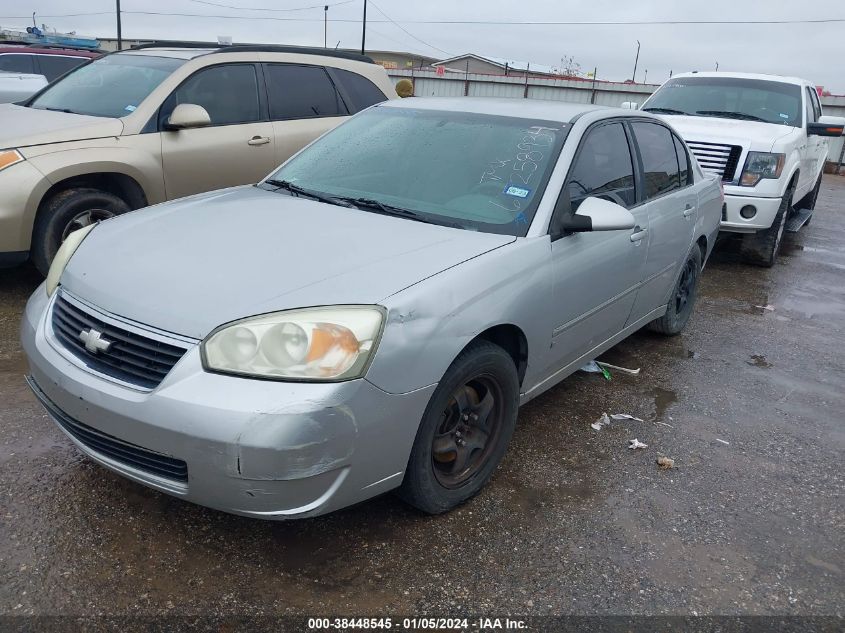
686,141,743,182
51,292,190,390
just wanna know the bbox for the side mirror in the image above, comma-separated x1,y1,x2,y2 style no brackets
165,103,211,130
809,115,845,137
560,197,636,233
620,101,640,110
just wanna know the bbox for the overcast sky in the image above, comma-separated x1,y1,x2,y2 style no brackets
1,0,843,92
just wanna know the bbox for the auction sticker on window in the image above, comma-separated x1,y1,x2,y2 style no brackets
503,185,531,198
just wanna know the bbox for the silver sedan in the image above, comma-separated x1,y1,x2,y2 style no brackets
21,98,722,518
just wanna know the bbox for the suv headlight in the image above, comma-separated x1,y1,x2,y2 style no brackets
0,149,24,172
45,224,97,297
740,152,785,187
202,306,385,381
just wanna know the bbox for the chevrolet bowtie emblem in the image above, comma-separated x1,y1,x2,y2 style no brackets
78,328,113,354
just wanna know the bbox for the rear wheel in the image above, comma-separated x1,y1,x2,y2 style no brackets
648,245,702,336
31,188,130,276
398,341,519,514
740,179,795,267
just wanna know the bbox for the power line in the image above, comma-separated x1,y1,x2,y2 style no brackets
184,0,355,13
368,0,450,56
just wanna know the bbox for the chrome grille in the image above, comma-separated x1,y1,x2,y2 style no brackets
51,293,189,390
686,141,743,182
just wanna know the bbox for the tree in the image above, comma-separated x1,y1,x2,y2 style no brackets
557,54,582,78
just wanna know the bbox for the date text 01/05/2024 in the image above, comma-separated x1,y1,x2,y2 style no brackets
306,617,528,630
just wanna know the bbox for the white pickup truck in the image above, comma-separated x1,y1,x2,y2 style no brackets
0,71,47,104
638,72,845,266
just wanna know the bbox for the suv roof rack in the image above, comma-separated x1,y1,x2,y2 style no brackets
128,40,374,64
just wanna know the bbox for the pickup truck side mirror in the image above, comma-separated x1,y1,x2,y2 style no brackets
165,103,212,130
809,115,845,137
553,196,637,236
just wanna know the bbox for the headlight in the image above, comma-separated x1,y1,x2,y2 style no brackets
45,224,97,297
740,152,785,187
0,149,24,172
202,306,386,381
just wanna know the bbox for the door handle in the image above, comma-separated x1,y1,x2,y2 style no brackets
683,204,694,218
630,227,648,242
248,136,270,146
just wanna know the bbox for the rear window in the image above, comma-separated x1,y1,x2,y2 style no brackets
36,55,88,81
331,68,388,112
0,53,36,74
264,64,347,120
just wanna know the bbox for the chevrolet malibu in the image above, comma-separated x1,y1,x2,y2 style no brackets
21,98,722,518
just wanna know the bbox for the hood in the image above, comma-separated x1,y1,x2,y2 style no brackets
62,186,515,339
0,104,123,151
659,115,798,152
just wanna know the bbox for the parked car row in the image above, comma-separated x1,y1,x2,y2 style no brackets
6,44,842,519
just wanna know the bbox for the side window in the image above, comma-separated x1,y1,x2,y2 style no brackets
810,89,822,119
0,53,36,74
162,64,260,127
566,122,636,211
36,55,87,81
264,64,347,120
803,89,817,124
331,68,387,113
631,122,681,199
672,134,691,186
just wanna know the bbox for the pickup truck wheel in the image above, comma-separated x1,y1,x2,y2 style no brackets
647,245,702,336
31,188,130,276
740,180,795,268
398,341,519,514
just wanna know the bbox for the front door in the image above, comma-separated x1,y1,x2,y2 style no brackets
544,120,650,377
160,63,277,199
627,121,697,319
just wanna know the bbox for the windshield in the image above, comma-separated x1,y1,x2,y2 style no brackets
643,77,802,127
265,106,569,236
29,54,185,118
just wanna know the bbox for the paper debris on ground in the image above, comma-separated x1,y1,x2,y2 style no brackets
627,438,648,449
591,412,611,431
579,360,612,380
656,456,675,470
611,413,644,422
754,304,775,311
715,438,730,445
596,361,641,376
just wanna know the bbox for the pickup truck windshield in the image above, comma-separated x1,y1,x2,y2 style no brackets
264,106,569,236
644,77,802,127
29,54,185,118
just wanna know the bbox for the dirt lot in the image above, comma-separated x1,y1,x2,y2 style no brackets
1,177,843,620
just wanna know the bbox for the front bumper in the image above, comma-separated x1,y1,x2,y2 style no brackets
720,192,783,233
20,286,435,519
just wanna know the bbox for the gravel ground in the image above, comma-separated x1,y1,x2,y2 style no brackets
0,176,843,621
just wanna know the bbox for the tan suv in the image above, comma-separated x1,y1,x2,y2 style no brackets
0,43,397,273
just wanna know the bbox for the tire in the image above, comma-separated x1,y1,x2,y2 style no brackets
31,188,130,276
648,244,702,336
398,340,519,514
739,180,795,268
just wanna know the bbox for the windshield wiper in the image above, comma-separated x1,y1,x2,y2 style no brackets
696,110,767,122
40,106,76,114
642,107,689,115
263,179,355,207
338,197,465,229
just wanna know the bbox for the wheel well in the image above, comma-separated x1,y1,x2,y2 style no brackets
696,235,707,262
473,324,528,386
38,173,148,216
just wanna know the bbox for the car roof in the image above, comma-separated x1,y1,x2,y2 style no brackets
670,71,811,87
118,43,374,64
0,46,100,57
378,97,612,123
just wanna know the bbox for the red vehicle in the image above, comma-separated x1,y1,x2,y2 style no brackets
0,45,101,81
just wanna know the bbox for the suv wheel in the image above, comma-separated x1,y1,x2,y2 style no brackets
740,179,796,268
648,244,702,336
31,188,130,276
398,341,519,514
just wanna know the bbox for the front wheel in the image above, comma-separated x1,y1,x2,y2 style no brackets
398,341,519,514
648,245,702,336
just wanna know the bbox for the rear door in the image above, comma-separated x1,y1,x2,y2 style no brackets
544,120,649,375
160,63,277,199
627,121,696,320
262,63,350,168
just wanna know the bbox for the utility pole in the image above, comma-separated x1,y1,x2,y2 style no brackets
715,61,719,71
631,40,640,83
644,69,648,83
361,0,367,56
116,0,123,51
324,5,328,48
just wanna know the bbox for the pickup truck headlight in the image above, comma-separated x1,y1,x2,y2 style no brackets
45,224,97,297
202,306,385,381
739,152,785,187
0,149,23,172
